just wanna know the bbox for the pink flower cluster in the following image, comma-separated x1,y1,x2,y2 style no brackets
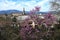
19,6,57,40
43,13,57,26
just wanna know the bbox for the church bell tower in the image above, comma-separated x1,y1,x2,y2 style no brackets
23,8,25,15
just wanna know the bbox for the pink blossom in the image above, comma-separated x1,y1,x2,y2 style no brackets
35,6,40,11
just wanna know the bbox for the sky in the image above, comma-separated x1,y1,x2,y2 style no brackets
0,0,50,12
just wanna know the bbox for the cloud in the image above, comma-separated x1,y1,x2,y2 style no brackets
0,0,50,12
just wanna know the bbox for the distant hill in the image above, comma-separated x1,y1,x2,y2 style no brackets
0,10,22,14
48,11,60,15
0,10,59,15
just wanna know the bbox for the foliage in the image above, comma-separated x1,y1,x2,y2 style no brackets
50,0,60,11
0,24,20,40
12,16,17,22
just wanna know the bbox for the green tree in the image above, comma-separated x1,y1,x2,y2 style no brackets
1,26,20,40
12,16,17,22
50,0,60,11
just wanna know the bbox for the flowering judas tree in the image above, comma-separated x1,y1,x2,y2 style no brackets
19,6,41,40
19,6,57,40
